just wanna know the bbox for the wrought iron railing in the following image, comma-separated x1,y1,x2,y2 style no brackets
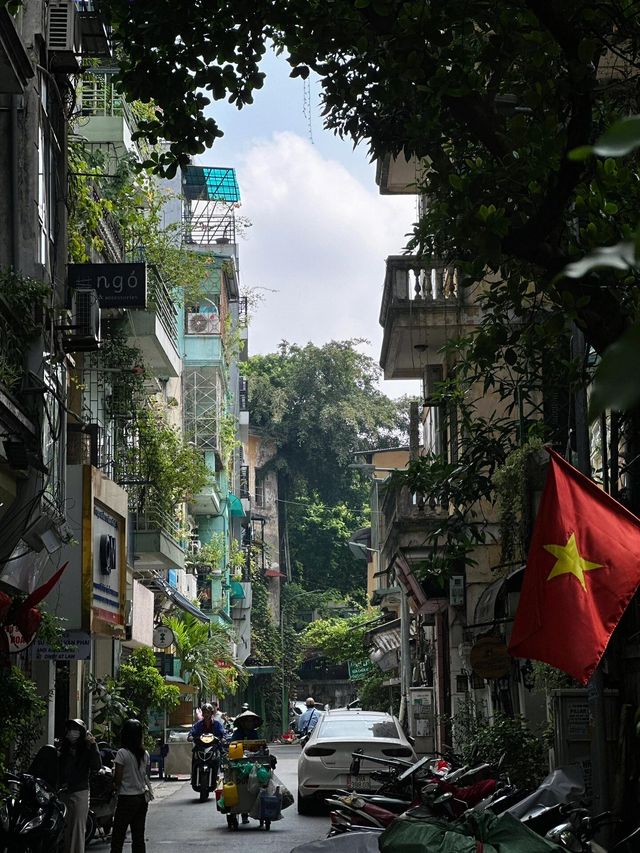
131,499,184,545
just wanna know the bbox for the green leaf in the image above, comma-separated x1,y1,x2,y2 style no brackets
568,145,593,161
592,116,640,158
561,241,636,279
588,326,640,419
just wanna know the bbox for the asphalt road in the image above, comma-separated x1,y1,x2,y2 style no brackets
90,744,328,853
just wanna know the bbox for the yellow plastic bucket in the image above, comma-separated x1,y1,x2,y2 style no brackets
223,782,239,808
228,742,244,760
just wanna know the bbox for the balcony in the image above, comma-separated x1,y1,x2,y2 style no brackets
77,69,138,155
131,501,186,573
376,153,422,195
379,257,477,379
76,1,112,58
379,483,442,566
183,332,224,367
127,268,181,377
190,478,223,515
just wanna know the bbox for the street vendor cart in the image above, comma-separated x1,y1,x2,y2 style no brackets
217,737,281,830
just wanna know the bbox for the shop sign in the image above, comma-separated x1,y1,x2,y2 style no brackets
153,626,175,649
34,631,92,661
348,660,375,680
469,636,511,679
68,263,147,308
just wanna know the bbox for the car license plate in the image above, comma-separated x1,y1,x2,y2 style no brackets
347,774,376,791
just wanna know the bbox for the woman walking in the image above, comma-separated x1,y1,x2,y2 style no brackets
59,719,102,853
110,719,152,853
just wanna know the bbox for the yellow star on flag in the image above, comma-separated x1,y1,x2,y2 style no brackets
544,533,603,591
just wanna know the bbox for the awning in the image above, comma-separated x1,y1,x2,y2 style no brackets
371,585,401,606
230,580,245,600
395,552,447,615
472,577,505,634
147,577,209,623
348,527,371,562
227,493,246,518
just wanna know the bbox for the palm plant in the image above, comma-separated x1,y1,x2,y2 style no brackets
163,612,244,698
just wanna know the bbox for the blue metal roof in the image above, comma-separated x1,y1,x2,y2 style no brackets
183,166,241,202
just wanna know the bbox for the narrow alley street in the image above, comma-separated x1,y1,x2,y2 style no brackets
94,745,325,853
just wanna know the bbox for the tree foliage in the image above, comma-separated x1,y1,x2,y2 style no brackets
247,339,409,593
116,647,180,723
300,610,377,666
246,340,403,503
0,668,47,786
82,2,640,380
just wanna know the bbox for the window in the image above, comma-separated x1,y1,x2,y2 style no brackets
255,469,265,508
319,718,399,740
37,70,56,271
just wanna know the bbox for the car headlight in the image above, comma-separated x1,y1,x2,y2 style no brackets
20,813,45,833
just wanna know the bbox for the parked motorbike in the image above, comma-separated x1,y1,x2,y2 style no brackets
191,733,222,801
0,747,67,853
85,765,116,844
326,750,513,837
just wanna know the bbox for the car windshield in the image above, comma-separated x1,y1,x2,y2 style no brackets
319,718,399,739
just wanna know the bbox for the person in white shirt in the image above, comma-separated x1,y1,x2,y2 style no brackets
110,720,151,853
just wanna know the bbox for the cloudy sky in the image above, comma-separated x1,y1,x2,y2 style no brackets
200,50,419,398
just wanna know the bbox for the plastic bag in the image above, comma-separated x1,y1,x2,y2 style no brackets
270,770,293,809
247,764,260,796
249,779,283,821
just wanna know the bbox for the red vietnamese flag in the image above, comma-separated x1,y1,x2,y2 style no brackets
508,449,640,683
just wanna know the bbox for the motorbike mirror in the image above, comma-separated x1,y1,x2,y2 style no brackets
434,792,453,805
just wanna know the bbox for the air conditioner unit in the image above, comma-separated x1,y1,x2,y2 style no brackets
64,289,101,351
47,0,81,71
187,312,219,335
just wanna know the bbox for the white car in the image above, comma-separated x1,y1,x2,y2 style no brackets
297,709,416,814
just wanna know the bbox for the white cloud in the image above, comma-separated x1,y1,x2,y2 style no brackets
235,132,417,399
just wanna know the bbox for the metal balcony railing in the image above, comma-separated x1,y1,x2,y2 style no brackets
131,500,183,545
238,296,248,325
80,71,136,129
126,251,179,347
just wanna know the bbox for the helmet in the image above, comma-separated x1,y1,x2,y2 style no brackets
201,703,214,713
241,702,250,710
305,697,315,707
65,718,87,733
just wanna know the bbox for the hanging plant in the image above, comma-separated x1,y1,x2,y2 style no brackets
493,438,544,566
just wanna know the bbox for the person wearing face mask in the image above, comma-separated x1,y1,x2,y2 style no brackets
58,719,101,853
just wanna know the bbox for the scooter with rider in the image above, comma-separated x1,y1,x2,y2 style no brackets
188,703,225,801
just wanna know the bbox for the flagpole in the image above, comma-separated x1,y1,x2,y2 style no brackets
572,325,609,822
